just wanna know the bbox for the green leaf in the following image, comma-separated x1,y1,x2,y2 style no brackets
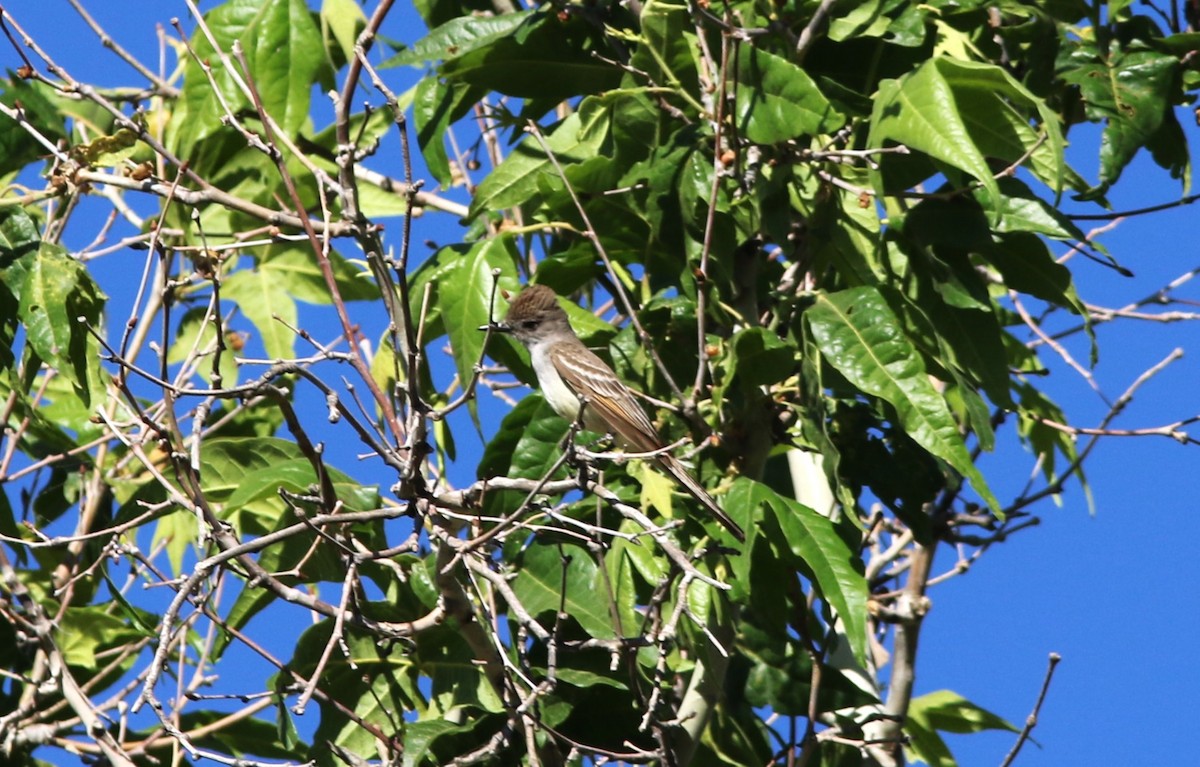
405,720,465,767
906,690,1017,766
59,607,144,670
734,47,845,143
631,0,700,101
18,243,106,406
413,75,481,187
903,715,955,767
512,541,621,639
439,237,521,421
152,509,199,577
953,82,1068,195
223,458,379,514
632,461,676,517
554,667,629,690
222,267,299,360
828,0,896,41
807,287,1001,514
171,0,328,151
469,99,608,217
198,437,306,505
728,478,869,665
167,307,240,388
199,437,378,526
23,368,106,447
420,624,505,717
320,0,366,66
0,385,77,461
870,58,1065,212
100,572,159,634
914,690,1017,734
260,246,378,304
1061,41,1179,191
385,11,535,67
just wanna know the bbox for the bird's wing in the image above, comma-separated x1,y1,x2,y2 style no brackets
553,343,746,542
551,343,662,452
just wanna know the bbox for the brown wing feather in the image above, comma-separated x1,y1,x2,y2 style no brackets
657,454,745,542
551,343,661,451
551,341,746,542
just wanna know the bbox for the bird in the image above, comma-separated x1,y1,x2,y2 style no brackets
490,284,745,542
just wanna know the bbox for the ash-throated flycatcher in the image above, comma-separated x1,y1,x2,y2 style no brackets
492,284,745,542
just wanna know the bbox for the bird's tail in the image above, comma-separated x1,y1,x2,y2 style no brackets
657,455,746,543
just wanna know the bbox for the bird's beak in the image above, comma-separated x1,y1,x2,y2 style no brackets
479,321,510,333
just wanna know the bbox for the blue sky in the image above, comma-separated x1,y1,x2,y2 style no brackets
4,2,1199,766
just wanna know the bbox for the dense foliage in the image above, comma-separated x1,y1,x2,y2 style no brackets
0,1,1197,765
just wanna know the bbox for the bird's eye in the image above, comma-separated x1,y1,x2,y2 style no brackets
521,319,539,329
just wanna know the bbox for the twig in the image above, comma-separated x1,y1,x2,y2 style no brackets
65,0,178,94
1000,653,1062,767
795,0,837,60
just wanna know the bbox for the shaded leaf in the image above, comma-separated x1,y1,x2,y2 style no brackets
414,74,481,187
0,77,68,175
1061,41,1179,191
439,14,621,101
512,541,619,639
729,327,797,387
477,395,571,515
728,478,869,665
986,232,1085,315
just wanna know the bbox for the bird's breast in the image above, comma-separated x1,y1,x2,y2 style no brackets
531,345,584,421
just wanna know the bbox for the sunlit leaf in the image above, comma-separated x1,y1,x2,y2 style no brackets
734,47,845,143
440,237,521,423
807,287,1001,513
223,267,299,360
172,0,328,151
